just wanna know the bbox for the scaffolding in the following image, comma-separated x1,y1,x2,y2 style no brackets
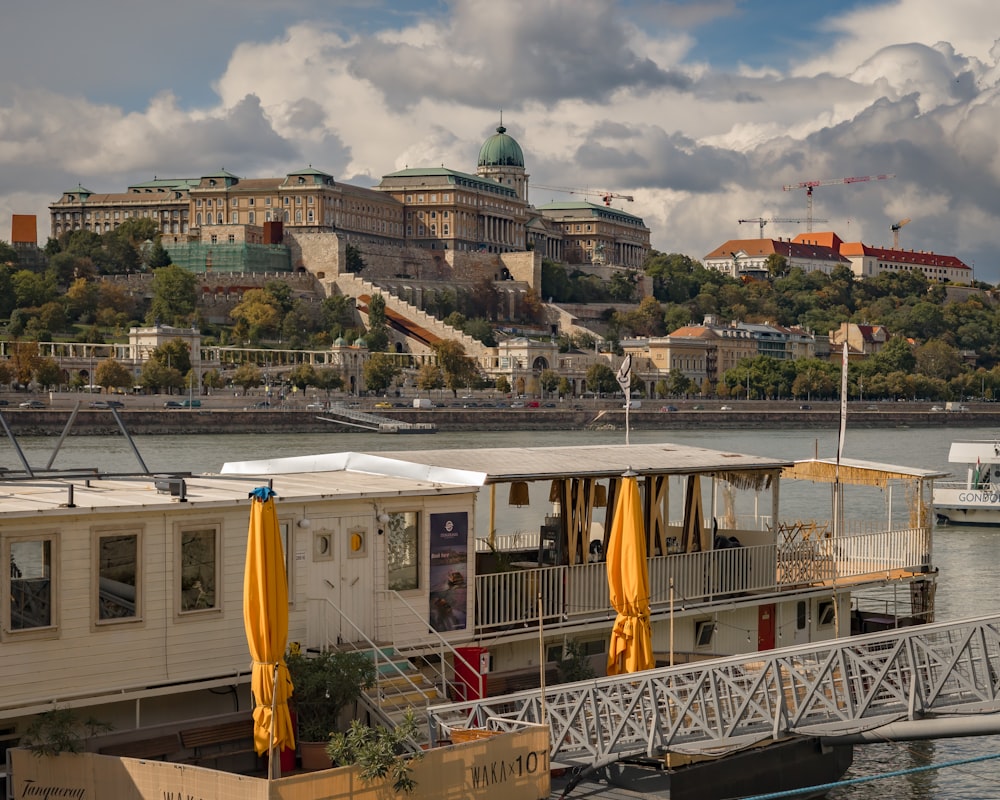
164,242,292,273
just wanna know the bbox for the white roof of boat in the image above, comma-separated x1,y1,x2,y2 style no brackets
0,469,473,518
320,442,792,483
948,440,1000,464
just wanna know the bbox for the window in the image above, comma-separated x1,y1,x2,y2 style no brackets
817,599,836,628
96,531,139,622
296,196,302,205
386,511,419,590
308,196,314,204
695,620,715,648
249,211,255,224
210,234,218,244
227,234,236,244
8,537,55,631
231,213,238,224
178,526,218,613
248,198,255,206
231,198,238,207
266,197,272,206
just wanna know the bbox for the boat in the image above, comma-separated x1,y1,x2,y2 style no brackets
934,439,1000,526
0,439,943,799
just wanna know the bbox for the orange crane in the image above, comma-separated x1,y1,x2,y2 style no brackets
738,216,826,238
782,173,895,232
532,184,634,206
891,217,911,248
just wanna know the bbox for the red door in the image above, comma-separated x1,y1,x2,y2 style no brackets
757,603,776,651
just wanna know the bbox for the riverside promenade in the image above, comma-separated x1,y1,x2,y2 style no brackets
3,397,999,436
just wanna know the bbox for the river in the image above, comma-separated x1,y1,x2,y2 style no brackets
4,423,1000,798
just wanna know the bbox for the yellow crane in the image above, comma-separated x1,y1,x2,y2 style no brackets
738,217,827,238
891,218,911,248
532,185,634,206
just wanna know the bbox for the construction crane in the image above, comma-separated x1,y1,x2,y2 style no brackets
891,217,911,248
532,184,635,206
782,173,895,232
738,217,826,238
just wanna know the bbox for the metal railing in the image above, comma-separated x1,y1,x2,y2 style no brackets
428,614,1000,768
473,527,931,632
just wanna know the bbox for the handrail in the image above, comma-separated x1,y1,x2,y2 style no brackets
378,590,483,700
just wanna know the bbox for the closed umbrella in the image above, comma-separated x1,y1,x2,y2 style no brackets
606,473,654,675
243,486,295,775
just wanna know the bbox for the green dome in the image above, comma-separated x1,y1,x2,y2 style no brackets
478,125,524,168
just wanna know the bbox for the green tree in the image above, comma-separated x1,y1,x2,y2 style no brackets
231,288,282,343
34,357,62,390
364,294,390,352
313,368,344,401
557,376,572,398
149,265,198,325
152,339,192,376
585,362,618,395
494,374,511,394
288,364,319,392
538,369,560,397
363,352,401,395
139,359,183,393
432,340,478,397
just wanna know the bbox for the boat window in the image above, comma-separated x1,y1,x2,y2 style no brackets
178,525,219,613
386,511,419,591
95,531,139,623
816,600,836,628
695,620,715,648
8,537,55,631
796,601,807,630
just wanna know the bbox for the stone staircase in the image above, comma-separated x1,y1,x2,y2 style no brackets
332,273,496,368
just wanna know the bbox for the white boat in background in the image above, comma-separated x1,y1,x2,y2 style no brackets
934,440,1000,526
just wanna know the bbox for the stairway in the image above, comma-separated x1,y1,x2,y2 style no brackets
360,647,443,749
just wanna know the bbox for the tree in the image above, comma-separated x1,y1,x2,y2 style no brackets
202,368,225,391
231,288,282,343
288,364,319,392
363,352,402,395
585,362,618,395
152,339,192,376
538,369,560,397
95,358,133,393
147,239,172,269
139,360,183,393
233,364,263,392
34,357,62,390
494,374,511,395
313,368,344,400
417,363,445,393
149,265,197,325
364,294,390,352
432,340,479,396
345,244,365,273
557,376,572,398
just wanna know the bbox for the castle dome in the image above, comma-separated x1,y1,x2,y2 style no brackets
478,125,524,168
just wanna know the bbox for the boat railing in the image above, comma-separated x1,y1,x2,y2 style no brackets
473,526,931,632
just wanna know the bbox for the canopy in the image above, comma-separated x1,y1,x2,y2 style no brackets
607,475,654,675
243,486,295,764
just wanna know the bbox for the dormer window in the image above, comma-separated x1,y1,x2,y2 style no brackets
298,177,305,184
209,179,216,187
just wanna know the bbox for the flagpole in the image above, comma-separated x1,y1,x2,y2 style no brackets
617,354,632,446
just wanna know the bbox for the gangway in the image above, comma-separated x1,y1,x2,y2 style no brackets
428,614,1000,769
317,404,436,434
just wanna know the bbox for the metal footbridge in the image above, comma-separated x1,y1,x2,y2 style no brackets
428,614,1000,769
317,404,436,434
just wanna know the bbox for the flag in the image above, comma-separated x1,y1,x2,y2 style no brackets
974,457,982,488
616,354,632,392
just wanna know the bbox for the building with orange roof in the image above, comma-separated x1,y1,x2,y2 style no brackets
704,237,849,279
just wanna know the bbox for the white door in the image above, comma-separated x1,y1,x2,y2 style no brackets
307,515,373,645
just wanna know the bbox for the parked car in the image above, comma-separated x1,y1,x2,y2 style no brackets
930,405,944,412
0,400,9,406
660,405,678,412
720,405,733,411
306,402,325,411
374,401,393,408
799,404,812,410
19,400,45,409
163,400,183,408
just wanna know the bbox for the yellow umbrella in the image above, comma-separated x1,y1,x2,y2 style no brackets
243,486,295,770
606,473,654,675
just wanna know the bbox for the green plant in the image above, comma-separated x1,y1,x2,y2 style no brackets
22,708,113,756
286,648,377,742
557,641,596,683
326,709,423,795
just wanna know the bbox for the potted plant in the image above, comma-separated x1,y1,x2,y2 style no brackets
327,709,422,794
21,708,112,756
286,648,377,770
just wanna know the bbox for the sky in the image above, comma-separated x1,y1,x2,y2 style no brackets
4,0,1000,281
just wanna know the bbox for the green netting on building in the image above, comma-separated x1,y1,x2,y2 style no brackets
164,242,292,273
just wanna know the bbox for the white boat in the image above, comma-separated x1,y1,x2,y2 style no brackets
0,440,944,799
934,439,1000,526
